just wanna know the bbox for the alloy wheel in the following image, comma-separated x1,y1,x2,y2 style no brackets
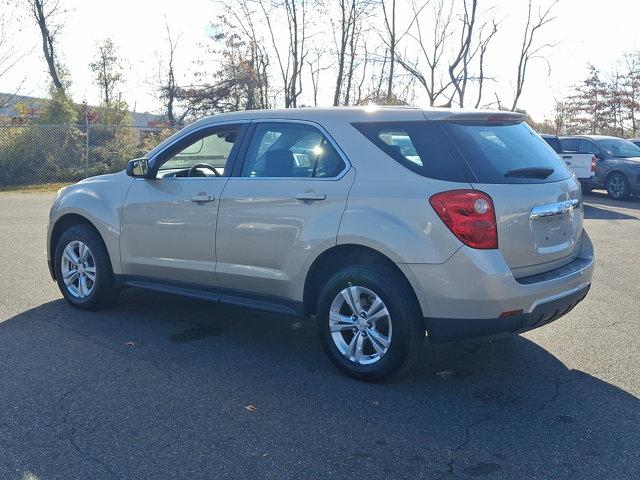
61,240,96,298
329,286,392,365
608,175,627,199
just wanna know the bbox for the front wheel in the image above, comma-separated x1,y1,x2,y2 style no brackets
316,265,424,381
606,173,630,200
54,224,119,310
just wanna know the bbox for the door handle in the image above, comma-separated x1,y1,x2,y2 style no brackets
191,194,215,203
562,155,572,159
296,192,326,201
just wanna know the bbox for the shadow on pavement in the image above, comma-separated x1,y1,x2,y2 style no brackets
0,290,638,479
584,190,640,210
583,204,638,220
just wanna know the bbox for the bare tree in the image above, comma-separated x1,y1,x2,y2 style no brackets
89,38,122,106
393,0,496,108
394,0,454,106
155,20,192,126
353,42,371,105
446,0,478,107
607,71,626,136
511,0,557,111
380,0,396,101
28,0,66,93
307,49,329,106
0,5,28,108
623,52,640,134
332,0,351,105
473,18,498,108
331,0,372,106
261,0,309,108
218,0,270,110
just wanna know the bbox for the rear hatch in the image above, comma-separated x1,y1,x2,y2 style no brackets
429,111,583,278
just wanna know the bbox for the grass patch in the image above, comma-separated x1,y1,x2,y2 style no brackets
0,182,72,193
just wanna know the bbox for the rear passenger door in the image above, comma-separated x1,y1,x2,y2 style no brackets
215,121,355,305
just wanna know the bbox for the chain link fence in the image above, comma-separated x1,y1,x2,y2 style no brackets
0,125,179,187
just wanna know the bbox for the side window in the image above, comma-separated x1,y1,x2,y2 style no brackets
578,140,599,155
241,123,346,178
377,130,424,166
156,125,241,178
560,138,579,152
353,121,470,182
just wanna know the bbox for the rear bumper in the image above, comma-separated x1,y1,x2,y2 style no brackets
425,283,590,342
397,231,594,341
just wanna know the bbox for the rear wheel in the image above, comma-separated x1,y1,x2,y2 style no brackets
316,265,424,381
54,224,119,310
606,173,630,200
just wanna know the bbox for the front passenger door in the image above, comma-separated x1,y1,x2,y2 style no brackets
120,123,246,286
215,121,354,302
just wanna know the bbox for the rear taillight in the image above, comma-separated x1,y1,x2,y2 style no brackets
429,190,498,249
591,156,597,172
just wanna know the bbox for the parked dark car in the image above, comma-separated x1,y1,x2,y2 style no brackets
559,135,640,200
629,138,640,148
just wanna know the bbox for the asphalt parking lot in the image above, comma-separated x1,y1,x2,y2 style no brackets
0,191,638,480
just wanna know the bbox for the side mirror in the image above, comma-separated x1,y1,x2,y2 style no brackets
126,158,149,178
594,153,604,160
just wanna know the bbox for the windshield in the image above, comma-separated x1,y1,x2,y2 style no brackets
595,138,640,158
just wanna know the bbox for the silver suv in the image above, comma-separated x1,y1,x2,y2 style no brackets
47,107,594,381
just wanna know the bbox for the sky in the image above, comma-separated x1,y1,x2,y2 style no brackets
1,0,639,122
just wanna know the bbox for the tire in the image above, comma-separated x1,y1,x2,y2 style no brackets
605,173,630,200
54,224,119,310
316,265,424,382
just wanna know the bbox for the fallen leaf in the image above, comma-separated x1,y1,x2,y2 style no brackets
244,405,257,412
126,341,135,347
436,370,454,378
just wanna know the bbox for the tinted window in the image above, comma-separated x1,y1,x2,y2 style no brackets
560,138,579,152
241,123,346,178
542,135,562,153
352,121,470,182
595,138,640,158
578,140,600,155
156,125,241,177
442,122,571,184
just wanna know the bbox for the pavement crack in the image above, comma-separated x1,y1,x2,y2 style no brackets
40,310,173,383
57,383,122,480
437,406,507,479
576,320,632,332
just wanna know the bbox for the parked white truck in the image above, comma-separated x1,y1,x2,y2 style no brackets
541,134,596,190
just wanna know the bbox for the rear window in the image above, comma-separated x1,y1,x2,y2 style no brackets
542,135,562,153
354,120,571,184
441,122,572,183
